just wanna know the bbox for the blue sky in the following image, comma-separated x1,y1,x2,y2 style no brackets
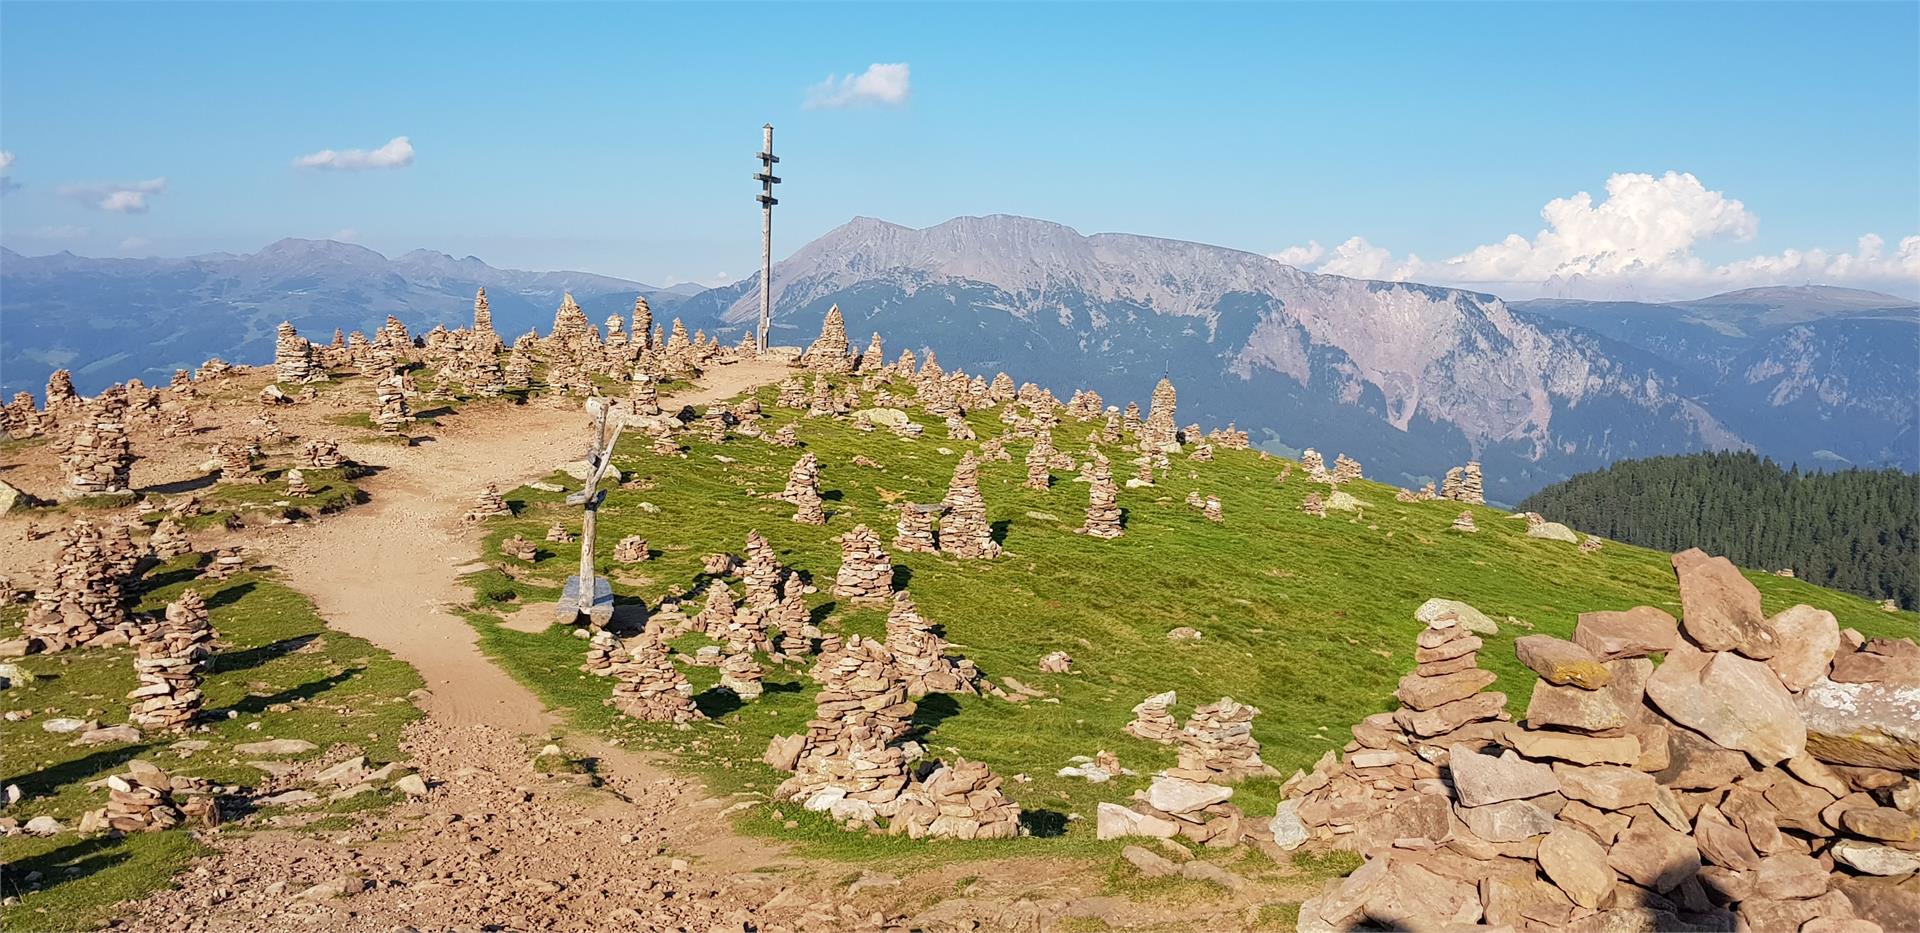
2,1,1916,298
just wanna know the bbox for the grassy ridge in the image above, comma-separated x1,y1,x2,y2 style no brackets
460,377,1916,860
0,562,424,931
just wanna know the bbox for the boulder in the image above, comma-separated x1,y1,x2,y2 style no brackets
1573,607,1679,660
1144,776,1230,815
1515,635,1611,689
1796,676,1920,770
1526,521,1580,544
1539,825,1614,909
1269,799,1308,850
1656,724,1756,788
1527,681,1627,733
1645,644,1805,765
1671,548,1778,659
1120,845,1178,878
235,738,319,756
1415,598,1497,635
1765,605,1841,692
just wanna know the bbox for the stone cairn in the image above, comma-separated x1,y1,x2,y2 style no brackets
1282,549,1920,933
1141,377,1179,452
773,636,917,823
606,633,705,724
1203,495,1223,523
25,520,132,650
1451,509,1479,533
1189,443,1214,463
802,304,854,372
58,393,134,499
128,590,214,732
741,530,787,609
1174,698,1272,782
545,521,574,543
1125,690,1182,743
767,423,799,448
501,534,537,562
1078,455,1124,539
1441,462,1486,504
81,760,220,834
1580,535,1604,554
885,591,981,697
890,757,1023,841
719,646,765,700
1302,492,1328,518
1025,431,1056,490
303,438,346,469
202,546,245,580
373,372,412,434
1332,453,1363,484
613,535,649,563
213,442,255,484
1039,651,1073,674
284,468,311,497
893,503,940,553
148,518,191,560
832,524,893,606
463,483,511,522
273,322,320,384
782,453,827,525
938,454,1001,558
1302,448,1331,483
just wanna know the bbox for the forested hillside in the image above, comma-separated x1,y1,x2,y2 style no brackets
1520,451,1919,608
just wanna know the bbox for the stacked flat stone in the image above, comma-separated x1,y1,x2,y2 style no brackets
1579,535,1603,554
628,375,662,415
547,292,594,346
1025,431,1057,490
1125,690,1181,743
1302,449,1331,482
613,535,648,563
58,394,134,498
1173,697,1271,782
938,454,1000,558
693,581,736,636
768,577,811,654
161,408,193,438
775,636,917,824
45,369,79,411
83,760,220,833
25,520,130,650
719,645,765,699
1458,462,1486,503
1302,492,1328,518
629,295,653,350
741,530,786,608
1190,443,1215,463
1332,454,1363,484
783,453,826,525
801,305,854,372
1451,510,1478,533
148,518,192,559
303,438,345,469
273,322,321,384
1099,772,1248,849
582,630,622,677
944,413,976,440
832,524,893,606
777,377,806,410
203,546,245,580
885,591,980,697
501,534,537,562
463,483,511,522
128,590,214,732
1211,424,1251,449
1141,377,1179,452
608,633,705,724
893,503,940,553
3,391,47,438
283,469,311,497
545,521,574,543
1078,455,1124,539
504,345,534,389
889,757,1023,840
373,372,411,434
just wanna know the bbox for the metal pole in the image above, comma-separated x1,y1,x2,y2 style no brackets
754,123,780,352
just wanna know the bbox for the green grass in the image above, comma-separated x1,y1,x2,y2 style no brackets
457,377,1917,863
147,465,364,531
0,559,424,931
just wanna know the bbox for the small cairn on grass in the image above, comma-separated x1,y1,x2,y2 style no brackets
718,648,765,700
1301,492,1327,518
608,632,705,724
1077,455,1124,539
463,483,511,522
545,521,574,543
214,442,256,485
582,630,622,677
1579,535,1603,554
128,590,214,732
693,581,736,636
767,423,799,448
1301,448,1329,482
832,524,893,606
501,534,537,562
80,760,220,834
783,453,827,525
1189,443,1214,463
1124,690,1181,743
1441,461,1486,504
148,518,191,560
893,503,940,553
1450,509,1478,533
613,535,648,563
937,453,1001,558
202,546,246,581
1025,431,1056,490
303,438,346,469
1174,697,1272,782
283,468,310,497
1332,453,1363,484
1203,495,1223,522
884,591,980,697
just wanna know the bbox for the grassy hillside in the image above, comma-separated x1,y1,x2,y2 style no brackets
459,375,1916,860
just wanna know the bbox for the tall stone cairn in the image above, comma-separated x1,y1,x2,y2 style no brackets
1078,455,1124,539
1025,430,1056,490
858,332,886,372
893,503,939,553
832,524,893,606
603,315,627,347
549,292,594,347
741,530,786,608
272,322,320,384
1125,690,1181,743
1301,448,1330,482
373,372,411,434
471,287,501,348
884,591,980,697
214,442,254,484
1174,698,1271,782
693,581,736,636
783,453,827,525
938,453,1001,558
801,305,854,372
58,393,133,498
45,369,80,412
1138,378,1180,453
629,375,661,415
1331,453,1363,485
504,344,534,389
607,633,705,724
129,590,214,732
631,295,653,350
1458,461,1485,503
775,635,917,822
25,519,131,650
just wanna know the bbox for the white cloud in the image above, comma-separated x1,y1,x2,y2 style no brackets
58,178,166,213
294,136,415,171
0,150,16,196
1273,171,1920,299
0,151,13,172
804,63,910,110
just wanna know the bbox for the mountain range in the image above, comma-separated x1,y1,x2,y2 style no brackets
4,216,1914,502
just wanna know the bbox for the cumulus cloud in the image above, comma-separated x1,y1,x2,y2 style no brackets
59,178,167,213
804,63,910,110
0,150,17,196
1271,171,1920,300
294,136,415,171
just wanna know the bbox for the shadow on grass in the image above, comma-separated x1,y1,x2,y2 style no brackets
212,634,319,675
137,566,206,594
1019,808,1071,838
203,581,257,610
990,519,1012,545
209,669,358,718
3,743,154,798
0,835,135,900
911,692,962,733
141,473,218,496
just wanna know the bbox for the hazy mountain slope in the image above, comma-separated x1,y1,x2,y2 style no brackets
674,215,1745,502
0,240,672,397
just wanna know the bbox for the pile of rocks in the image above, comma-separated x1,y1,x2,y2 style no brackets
373,372,412,434
148,518,192,559
801,305,854,372
1451,510,1479,533
213,442,255,484
1078,455,1124,539
719,649,764,700
1174,698,1272,782
607,633,705,724
774,636,917,822
1284,548,1920,933
302,439,346,469
783,453,826,525
884,591,981,697
613,535,649,563
284,469,311,497
893,504,940,553
1440,462,1486,504
1302,492,1328,518
273,322,321,384
128,590,214,732
25,520,130,650
80,760,220,833
938,454,1001,558
1099,773,1247,848
1301,449,1329,482
501,534,537,562
832,524,893,606
1125,690,1182,743
1039,651,1073,674
1203,495,1223,523
545,522,574,543
463,483,511,522
202,546,246,580
767,423,799,448
1332,454,1363,484
58,394,134,499
889,757,1023,840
